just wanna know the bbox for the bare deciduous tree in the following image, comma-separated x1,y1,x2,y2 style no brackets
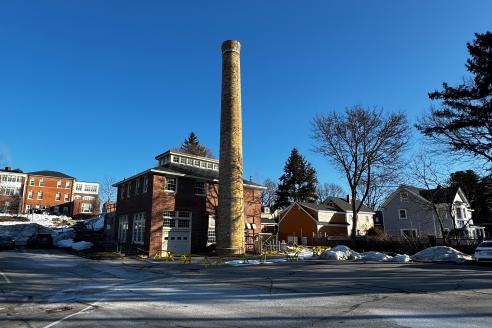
100,176,117,205
261,178,278,207
316,183,345,203
312,106,410,247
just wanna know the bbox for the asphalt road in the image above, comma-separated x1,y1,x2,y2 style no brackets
1,249,491,328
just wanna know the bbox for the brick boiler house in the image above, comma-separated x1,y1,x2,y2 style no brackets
111,150,265,256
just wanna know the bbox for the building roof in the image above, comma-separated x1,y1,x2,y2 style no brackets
0,168,24,173
27,170,74,179
113,162,265,189
299,202,339,212
326,197,375,213
418,186,460,204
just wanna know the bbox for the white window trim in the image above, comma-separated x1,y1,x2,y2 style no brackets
132,213,145,244
165,177,177,193
398,209,407,220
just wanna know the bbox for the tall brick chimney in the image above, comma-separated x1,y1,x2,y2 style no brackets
217,40,245,255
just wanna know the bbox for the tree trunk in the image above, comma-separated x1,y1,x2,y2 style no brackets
350,191,358,249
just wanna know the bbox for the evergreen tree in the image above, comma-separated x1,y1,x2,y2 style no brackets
416,32,492,167
274,148,318,209
179,132,213,158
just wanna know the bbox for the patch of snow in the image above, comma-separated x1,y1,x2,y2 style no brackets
0,223,53,245
224,259,262,266
56,238,93,251
360,251,393,262
85,215,104,231
320,245,362,260
390,254,412,263
0,213,73,227
291,249,314,259
411,246,472,263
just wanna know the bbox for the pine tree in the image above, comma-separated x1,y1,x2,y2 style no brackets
416,32,492,166
274,148,318,209
179,132,213,158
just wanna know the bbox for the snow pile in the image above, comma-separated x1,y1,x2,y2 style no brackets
85,215,104,231
320,245,362,260
289,249,314,259
411,246,472,263
360,251,393,262
52,228,75,242
56,238,93,251
224,259,263,266
0,213,73,228
390,254,412,263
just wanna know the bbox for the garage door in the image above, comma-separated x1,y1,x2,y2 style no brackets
162,230,191,255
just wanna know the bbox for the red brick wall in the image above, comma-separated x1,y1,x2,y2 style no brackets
72,197,100,218
23,175,74,214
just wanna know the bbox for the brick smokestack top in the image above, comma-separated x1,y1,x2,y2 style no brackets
217,40,245,255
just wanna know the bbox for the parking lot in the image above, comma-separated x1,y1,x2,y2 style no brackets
1,248,492,328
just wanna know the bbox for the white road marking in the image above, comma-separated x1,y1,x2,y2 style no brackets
42,299,104,328
0,271,11,283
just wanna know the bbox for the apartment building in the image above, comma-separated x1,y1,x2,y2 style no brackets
0,167,27,214
111,150,265,256
72,181,100,218
23,170,75,215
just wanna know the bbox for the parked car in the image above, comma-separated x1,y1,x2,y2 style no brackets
0,236,15,249
474,240,492,262
26,233,53,248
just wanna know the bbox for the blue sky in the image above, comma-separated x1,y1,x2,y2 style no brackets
0,1,491,191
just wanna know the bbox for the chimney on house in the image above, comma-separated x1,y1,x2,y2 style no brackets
4,166,11,171
346,194,351,204
217,40,245,255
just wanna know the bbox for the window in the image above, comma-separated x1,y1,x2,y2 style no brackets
76,183,83,191
37,191,43,200
64,194,69,202
399,209,407,220
28,190,33,199
178,219,190,228
400,192,408,202
25,205,31,212
207,229,216,244
201,161,207,168
180,157,186,164
118,215,128,242
178,211,191,218
187,158,193,165
194,182,205,195
163,218,176,227
143,176,148,193
126,183,131,198
55,192,61,201
194,160,199,166
207,163,213,169
213,164,218,171
30,178,35,186
81,203,93,213
173,156,180,163
82,195,95,201
120,185,125,199
165,177,177,192
66,181,71,189
401,229,417,239
132,213,145,244
136,179,141,195
456,207,463,219
57,180,62,188
39,178,45,187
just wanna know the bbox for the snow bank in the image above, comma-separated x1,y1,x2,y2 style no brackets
85,215,104,231
360,251,393,262
411,246,472,263
390,254,412,263
320,245,362,260
56,238,93,251
0,213,73,228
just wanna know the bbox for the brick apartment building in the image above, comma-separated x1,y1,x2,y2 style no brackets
72,181,100,219
111,150,265,256
22,170,75,215
0,167,27,214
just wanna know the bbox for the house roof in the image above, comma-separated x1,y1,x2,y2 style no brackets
418,186,460,204
325,197,375,213
27,170,74,179
299,202,339,212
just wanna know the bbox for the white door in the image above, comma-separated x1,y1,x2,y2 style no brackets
162,230,191,255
